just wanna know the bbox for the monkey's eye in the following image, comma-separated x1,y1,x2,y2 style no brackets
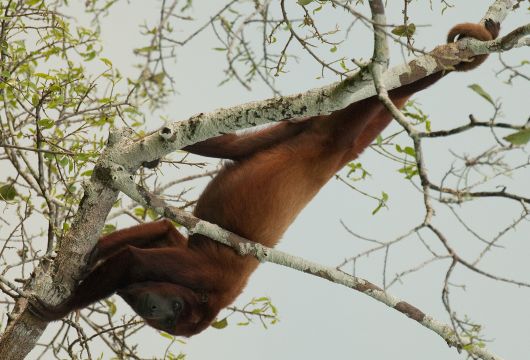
173,300,183,312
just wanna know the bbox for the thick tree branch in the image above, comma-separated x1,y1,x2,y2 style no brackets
112,163,505,360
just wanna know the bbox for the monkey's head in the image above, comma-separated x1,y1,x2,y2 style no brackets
118,282,215,337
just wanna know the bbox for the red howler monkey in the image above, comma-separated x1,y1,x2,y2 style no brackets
32,21,499,337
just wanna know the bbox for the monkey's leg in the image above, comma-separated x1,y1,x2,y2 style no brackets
184,119,311,160
90,219,186,264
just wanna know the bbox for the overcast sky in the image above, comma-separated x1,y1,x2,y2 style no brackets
16,1,530,359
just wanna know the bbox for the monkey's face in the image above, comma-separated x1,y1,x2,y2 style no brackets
117,281,214,337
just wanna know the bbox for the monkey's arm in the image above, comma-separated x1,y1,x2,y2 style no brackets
31,246,216,321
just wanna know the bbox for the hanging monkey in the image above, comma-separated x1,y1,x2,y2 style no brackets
32,20,500,337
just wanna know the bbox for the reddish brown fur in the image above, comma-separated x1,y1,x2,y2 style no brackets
447,19,500,71
32,22,499,337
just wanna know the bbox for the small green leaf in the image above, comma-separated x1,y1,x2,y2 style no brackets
83,50,97,61
25,0,42,6
104,299,117,316
160,332,175,340
211,318,228,329
330,45,337,53
372,191,389,215
391,24,416,37
134,46,156,54
31,94,40,106
38,118,55,129
102,223,117,235
0,184,17,201
100,57,112,67
398,164,419,179
403,146,416,157
134,207,147,218
297,0,314,5
468,84,494,105
146,208,158,220
150,72,165,85
58,156,69,167
425,120,431,132
504,128,530,145
34,72,54,80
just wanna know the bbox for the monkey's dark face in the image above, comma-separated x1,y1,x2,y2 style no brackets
133,290,184,329
117,282,214,336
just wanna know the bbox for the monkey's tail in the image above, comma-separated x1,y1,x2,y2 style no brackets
446,19,500,72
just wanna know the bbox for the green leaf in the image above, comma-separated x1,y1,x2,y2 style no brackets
211,318,228,329
134,46,156,54
58,156,69,168
100,57,112,67
253,296,269,303
0,184,17,201
104,299,117,316
31,94,40,106
468,84,494,105
330,45,337,53
391,24,416,37
403,146,416,157
339,59,349,71
38,118,55,129
372,191,389,215
83,50,97,61
34,72,54,80
160,332,175,340
25,0,42,6
150,72,165,86
398,164,419,179
134,207,147,218
102,223,117,235
146,208,158,220
504,128,530,145
297,0,314,5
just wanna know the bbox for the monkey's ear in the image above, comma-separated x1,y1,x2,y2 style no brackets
142,158,161,169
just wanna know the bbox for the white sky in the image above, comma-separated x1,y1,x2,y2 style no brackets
15,1,530,359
